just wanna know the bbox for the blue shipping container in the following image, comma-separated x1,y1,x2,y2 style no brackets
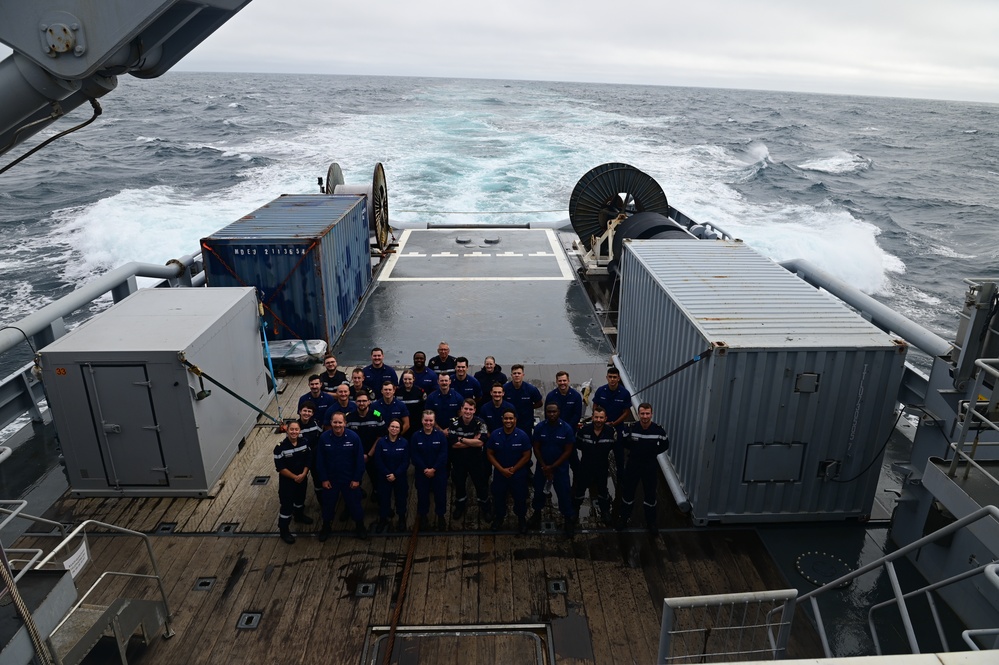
201,195,371,346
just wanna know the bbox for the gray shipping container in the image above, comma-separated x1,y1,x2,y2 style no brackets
617,240,907,524
201,195,371,347
38,287,270,498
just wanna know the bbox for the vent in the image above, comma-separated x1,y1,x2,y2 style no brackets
237,612,262,630
355,582,376,598
193,577,217,591
252,476,270,486
156,522,177,534
217,522,239,535
548,579,567,595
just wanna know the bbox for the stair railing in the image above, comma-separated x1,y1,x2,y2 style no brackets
799,505,999,657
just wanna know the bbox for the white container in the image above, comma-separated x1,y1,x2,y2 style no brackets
39,287,270,497
617,240,907,523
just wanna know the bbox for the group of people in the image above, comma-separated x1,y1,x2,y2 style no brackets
273,342,669,544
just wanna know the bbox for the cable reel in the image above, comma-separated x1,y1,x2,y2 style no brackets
323,161,391,251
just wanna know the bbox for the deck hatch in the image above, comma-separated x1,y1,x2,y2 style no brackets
363,624,553,665
547,579,567,595
217,522,239,534
237,611,262,630
156,522,177,533
355,582,376,598
251,475,270,485
193,577,216,591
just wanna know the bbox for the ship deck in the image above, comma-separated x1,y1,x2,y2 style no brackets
15,367,826,664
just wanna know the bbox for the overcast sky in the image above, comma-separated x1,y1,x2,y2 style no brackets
3,1,998,103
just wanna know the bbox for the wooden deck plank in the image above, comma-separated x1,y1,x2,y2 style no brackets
567,538,614,665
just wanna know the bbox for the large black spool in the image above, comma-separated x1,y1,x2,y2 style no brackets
568,163,671,251
610,211,694,269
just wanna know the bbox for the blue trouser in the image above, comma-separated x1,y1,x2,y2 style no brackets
321,480,363,523
531,464,576,518
492,471,528,519
415,470,448,517
278,477,307,530
620,458,658,525
377,476,408,520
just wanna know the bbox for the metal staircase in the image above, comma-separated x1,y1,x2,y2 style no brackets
1,500,173,665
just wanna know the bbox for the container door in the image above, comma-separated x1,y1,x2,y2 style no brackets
82,364,168,487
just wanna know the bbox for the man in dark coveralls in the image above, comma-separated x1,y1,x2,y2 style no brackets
448,398,493,522
487,409,533,534
573,404,616,525
617,402,669,534
315,412,367,541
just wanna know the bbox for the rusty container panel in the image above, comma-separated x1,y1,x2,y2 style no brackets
201,195,371,346
616,239,906,524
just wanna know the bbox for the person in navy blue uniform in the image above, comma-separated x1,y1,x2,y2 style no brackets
545,370,584,471
617,403,670,534
504,364,543,435
373,419,410,533
320,354,348,394
346,392,387,501
528,403,578,536
473,356,507,401
593,366,633,484
411,410,449,530
373,381,410,434
296,401,323,509
426,373,464,432
349,368,376,402
448,399,493,522
329,384,357,421
487,409,533,534
573,405,617,526
315,412,367,540
398,369,426,438
479,382,515,435
428,341,457,378
410,351,438,393
451,357,483,402
299,375,336,430
363,347,398,393
274,421,312,544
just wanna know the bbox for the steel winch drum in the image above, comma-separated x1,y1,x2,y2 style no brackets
568,162,670,251
325,161,390,251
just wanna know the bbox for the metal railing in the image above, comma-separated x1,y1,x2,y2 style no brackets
800,505,999,657
947,358,999,481
656,589,797,663
0,253,203,440
35,519,175,640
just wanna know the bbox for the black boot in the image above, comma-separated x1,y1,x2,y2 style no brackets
280,527,296,545
480,501,494,523
517,516,528,535
318,521,332,542
355,520,368,540
294,508,314,525
452,501,467,521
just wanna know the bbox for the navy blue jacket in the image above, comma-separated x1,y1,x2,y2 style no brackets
315,429,365,485
487,427,532,476
298,391,336,428
545,387,584,428
532,418,576,464
410,429,448,474
374,435,411,478
426,389,464,427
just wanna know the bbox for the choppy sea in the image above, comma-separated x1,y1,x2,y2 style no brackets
1,73,997,375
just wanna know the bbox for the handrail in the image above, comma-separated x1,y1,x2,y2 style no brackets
868,562,999,654
4,548,44,582
35,519,174,636
799,505,999,657
48,570,170,639
948,358,999,478
0,500,69,539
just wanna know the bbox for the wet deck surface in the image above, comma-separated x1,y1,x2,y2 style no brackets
16,369,826,664
334,229,613,369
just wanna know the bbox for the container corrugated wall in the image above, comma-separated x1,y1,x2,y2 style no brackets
200,195,371,346
617,240,907,523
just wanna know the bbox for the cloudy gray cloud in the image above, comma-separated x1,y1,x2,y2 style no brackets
2,0,997,102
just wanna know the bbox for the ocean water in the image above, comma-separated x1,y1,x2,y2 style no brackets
1,73,997,374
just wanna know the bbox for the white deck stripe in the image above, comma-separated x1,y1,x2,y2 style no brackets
380,228,574,281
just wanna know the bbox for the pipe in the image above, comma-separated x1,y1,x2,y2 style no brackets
780,258,952,357
0,259,191,355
